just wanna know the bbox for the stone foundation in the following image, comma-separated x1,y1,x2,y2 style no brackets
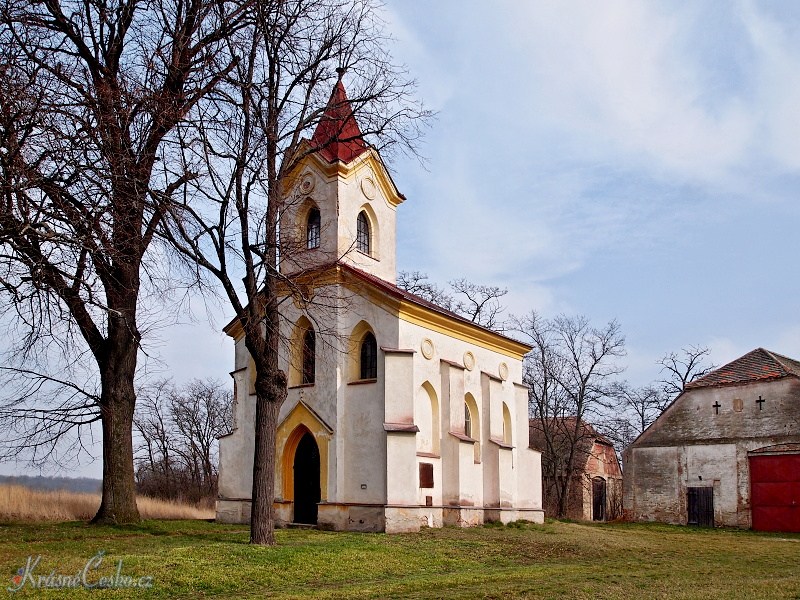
217,499,544,532
216,499,252,524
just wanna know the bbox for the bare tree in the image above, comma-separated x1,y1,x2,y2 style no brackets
170,379,232,499
658,345,715,398
600,345,714,454
602,382,667,455
160,0,429,544
397,271,507,330
396,271,453,310
513,312,625,518
134,378,231,503
134,379,176,494
0,0,246,523
450,278,507,330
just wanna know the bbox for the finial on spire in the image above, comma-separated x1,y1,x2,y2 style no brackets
335,66,346,78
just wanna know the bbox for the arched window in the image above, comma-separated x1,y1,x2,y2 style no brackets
356,211,370,255
359,331,377,379
464,393,481,462
307,208,320,249
502,402,512,445
302,329,315,384
416,382,440,455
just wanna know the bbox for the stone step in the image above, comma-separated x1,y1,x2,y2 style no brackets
286,522,317,529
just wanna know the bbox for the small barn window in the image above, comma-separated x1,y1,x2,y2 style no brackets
302,329,315,384
356,211,370,255
307,208,320,249
360,332,377,379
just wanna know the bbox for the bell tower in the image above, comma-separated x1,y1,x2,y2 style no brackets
279,76,405,284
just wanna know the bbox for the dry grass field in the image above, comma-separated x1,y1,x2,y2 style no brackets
0,484,214,522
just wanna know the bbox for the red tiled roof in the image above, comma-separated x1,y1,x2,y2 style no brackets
528,417,613,449
310,80,368,164
224,261,531,355
343,264,474,326
686,348,800,389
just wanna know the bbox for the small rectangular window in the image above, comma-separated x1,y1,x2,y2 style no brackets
419,462,434,489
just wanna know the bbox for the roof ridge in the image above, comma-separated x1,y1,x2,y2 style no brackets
764,348,800,376
686,347,800,389
339,262,532,353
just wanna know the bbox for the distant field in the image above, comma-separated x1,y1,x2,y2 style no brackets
0,519,798,599
0,484,213,522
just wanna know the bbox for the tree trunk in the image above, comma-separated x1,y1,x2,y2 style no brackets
91,304,142,524
557,479,567,519
250,382,285,545
92,363,141,524
557,468,572,519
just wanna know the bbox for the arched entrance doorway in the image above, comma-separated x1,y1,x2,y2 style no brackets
293,432,320,524
592,477,607,521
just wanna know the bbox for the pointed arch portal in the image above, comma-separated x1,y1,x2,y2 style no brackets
292,431,321,524
276,401,331,525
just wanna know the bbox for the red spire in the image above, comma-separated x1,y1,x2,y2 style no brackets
310,78,368,163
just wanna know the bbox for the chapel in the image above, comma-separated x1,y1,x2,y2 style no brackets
215,79,544,533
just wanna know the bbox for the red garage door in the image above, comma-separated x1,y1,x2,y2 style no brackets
749,452,800,533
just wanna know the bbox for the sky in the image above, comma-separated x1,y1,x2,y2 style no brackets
384,0,800,380
5,0,800,478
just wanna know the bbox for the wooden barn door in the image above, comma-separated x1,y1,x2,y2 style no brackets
592,477,606,521
749,453,800,533
687,487,714,527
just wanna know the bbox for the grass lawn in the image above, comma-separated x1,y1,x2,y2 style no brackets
0,519,798,599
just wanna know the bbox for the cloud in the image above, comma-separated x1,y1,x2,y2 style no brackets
379,4,457,111
391,0,800,303
739,1,800,172
771,325,800,359
498,1,758,188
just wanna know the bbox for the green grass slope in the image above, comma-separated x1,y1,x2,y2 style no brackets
0,520,798,599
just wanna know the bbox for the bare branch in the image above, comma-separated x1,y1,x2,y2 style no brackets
658,345,716,398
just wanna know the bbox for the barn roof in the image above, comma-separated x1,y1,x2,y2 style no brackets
528,417,614,451
685,348,800,390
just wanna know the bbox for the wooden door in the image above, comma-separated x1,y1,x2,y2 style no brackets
592,477,606,521
687,486,714,527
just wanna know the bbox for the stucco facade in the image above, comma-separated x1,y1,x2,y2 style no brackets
215,81,544,533
623,348,800,529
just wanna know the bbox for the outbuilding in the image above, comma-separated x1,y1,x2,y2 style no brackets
623,348,800,531
530,418,623,521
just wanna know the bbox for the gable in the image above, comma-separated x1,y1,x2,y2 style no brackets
630,377,800,449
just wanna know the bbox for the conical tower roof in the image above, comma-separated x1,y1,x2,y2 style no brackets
310,78,368,164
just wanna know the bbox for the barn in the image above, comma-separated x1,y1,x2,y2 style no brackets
530,418,623,521
623,348,800,531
